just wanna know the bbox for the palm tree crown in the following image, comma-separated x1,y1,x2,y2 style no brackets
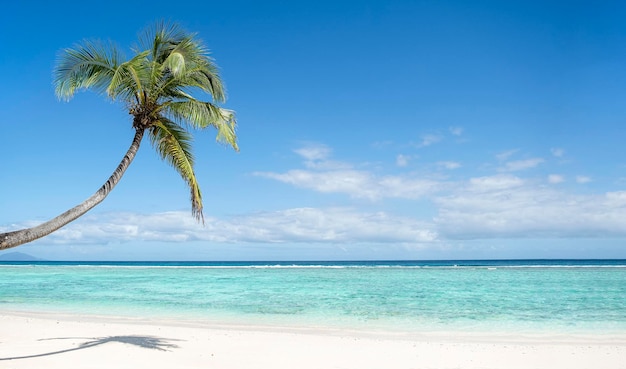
0,22,237,251
55,22,238,221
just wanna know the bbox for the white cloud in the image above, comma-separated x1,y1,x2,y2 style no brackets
499,158,544,172
7,209,438,245
50,212,200,243
377,176,443,199
256,144,442,200
9,190,626,249
256,169,441,200
294,143,331,161
576,176,592,184
438,161,461,170
256,169,379,199
468,174,524,192
606,191,626,204
435,175,626,239
548,174,565,184
292,143,350,170
396,154,410,167
416,134,442,148
241,145,626,243
495,149,519,161
227,208,438,243
6,178,626,250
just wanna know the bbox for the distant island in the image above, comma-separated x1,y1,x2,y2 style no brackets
0,252,44,261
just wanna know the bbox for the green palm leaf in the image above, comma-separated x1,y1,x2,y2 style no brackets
163,100,238,151
149,118,204,222
106,50,150,102
54,40,123,100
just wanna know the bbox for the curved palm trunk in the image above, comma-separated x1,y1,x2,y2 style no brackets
0,128,145,250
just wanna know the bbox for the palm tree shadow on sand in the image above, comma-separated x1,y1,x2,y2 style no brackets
0,335,182,361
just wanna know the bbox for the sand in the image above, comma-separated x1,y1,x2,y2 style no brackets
1,311,625,369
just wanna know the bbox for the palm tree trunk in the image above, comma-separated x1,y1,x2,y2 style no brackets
0,128,145,250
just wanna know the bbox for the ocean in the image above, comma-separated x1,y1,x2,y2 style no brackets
1,260,625,334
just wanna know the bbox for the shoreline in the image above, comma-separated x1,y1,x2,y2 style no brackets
5,307,626,341
2,309,625,369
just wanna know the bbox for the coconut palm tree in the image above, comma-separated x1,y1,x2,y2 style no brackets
0,22,238,250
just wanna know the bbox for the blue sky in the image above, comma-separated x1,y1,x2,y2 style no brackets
2,0,626,260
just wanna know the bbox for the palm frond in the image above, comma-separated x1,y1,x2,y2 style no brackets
162,99,218,127
160,35,199,78
184,64,226,102
106,50,150,102
213,108,238,151
135,21,181,96
146,27,225,102
149,118,204,221
162,100,238,151
153,69,225,109
54,40,122,101
138,21,187,63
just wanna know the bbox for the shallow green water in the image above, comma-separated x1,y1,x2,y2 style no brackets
1,261,625,333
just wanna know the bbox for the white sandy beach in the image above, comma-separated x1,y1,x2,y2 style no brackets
1,311,625,369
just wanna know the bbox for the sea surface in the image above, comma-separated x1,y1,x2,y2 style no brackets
1,259,625,334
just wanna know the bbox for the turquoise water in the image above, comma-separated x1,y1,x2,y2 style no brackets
1,260,625,333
